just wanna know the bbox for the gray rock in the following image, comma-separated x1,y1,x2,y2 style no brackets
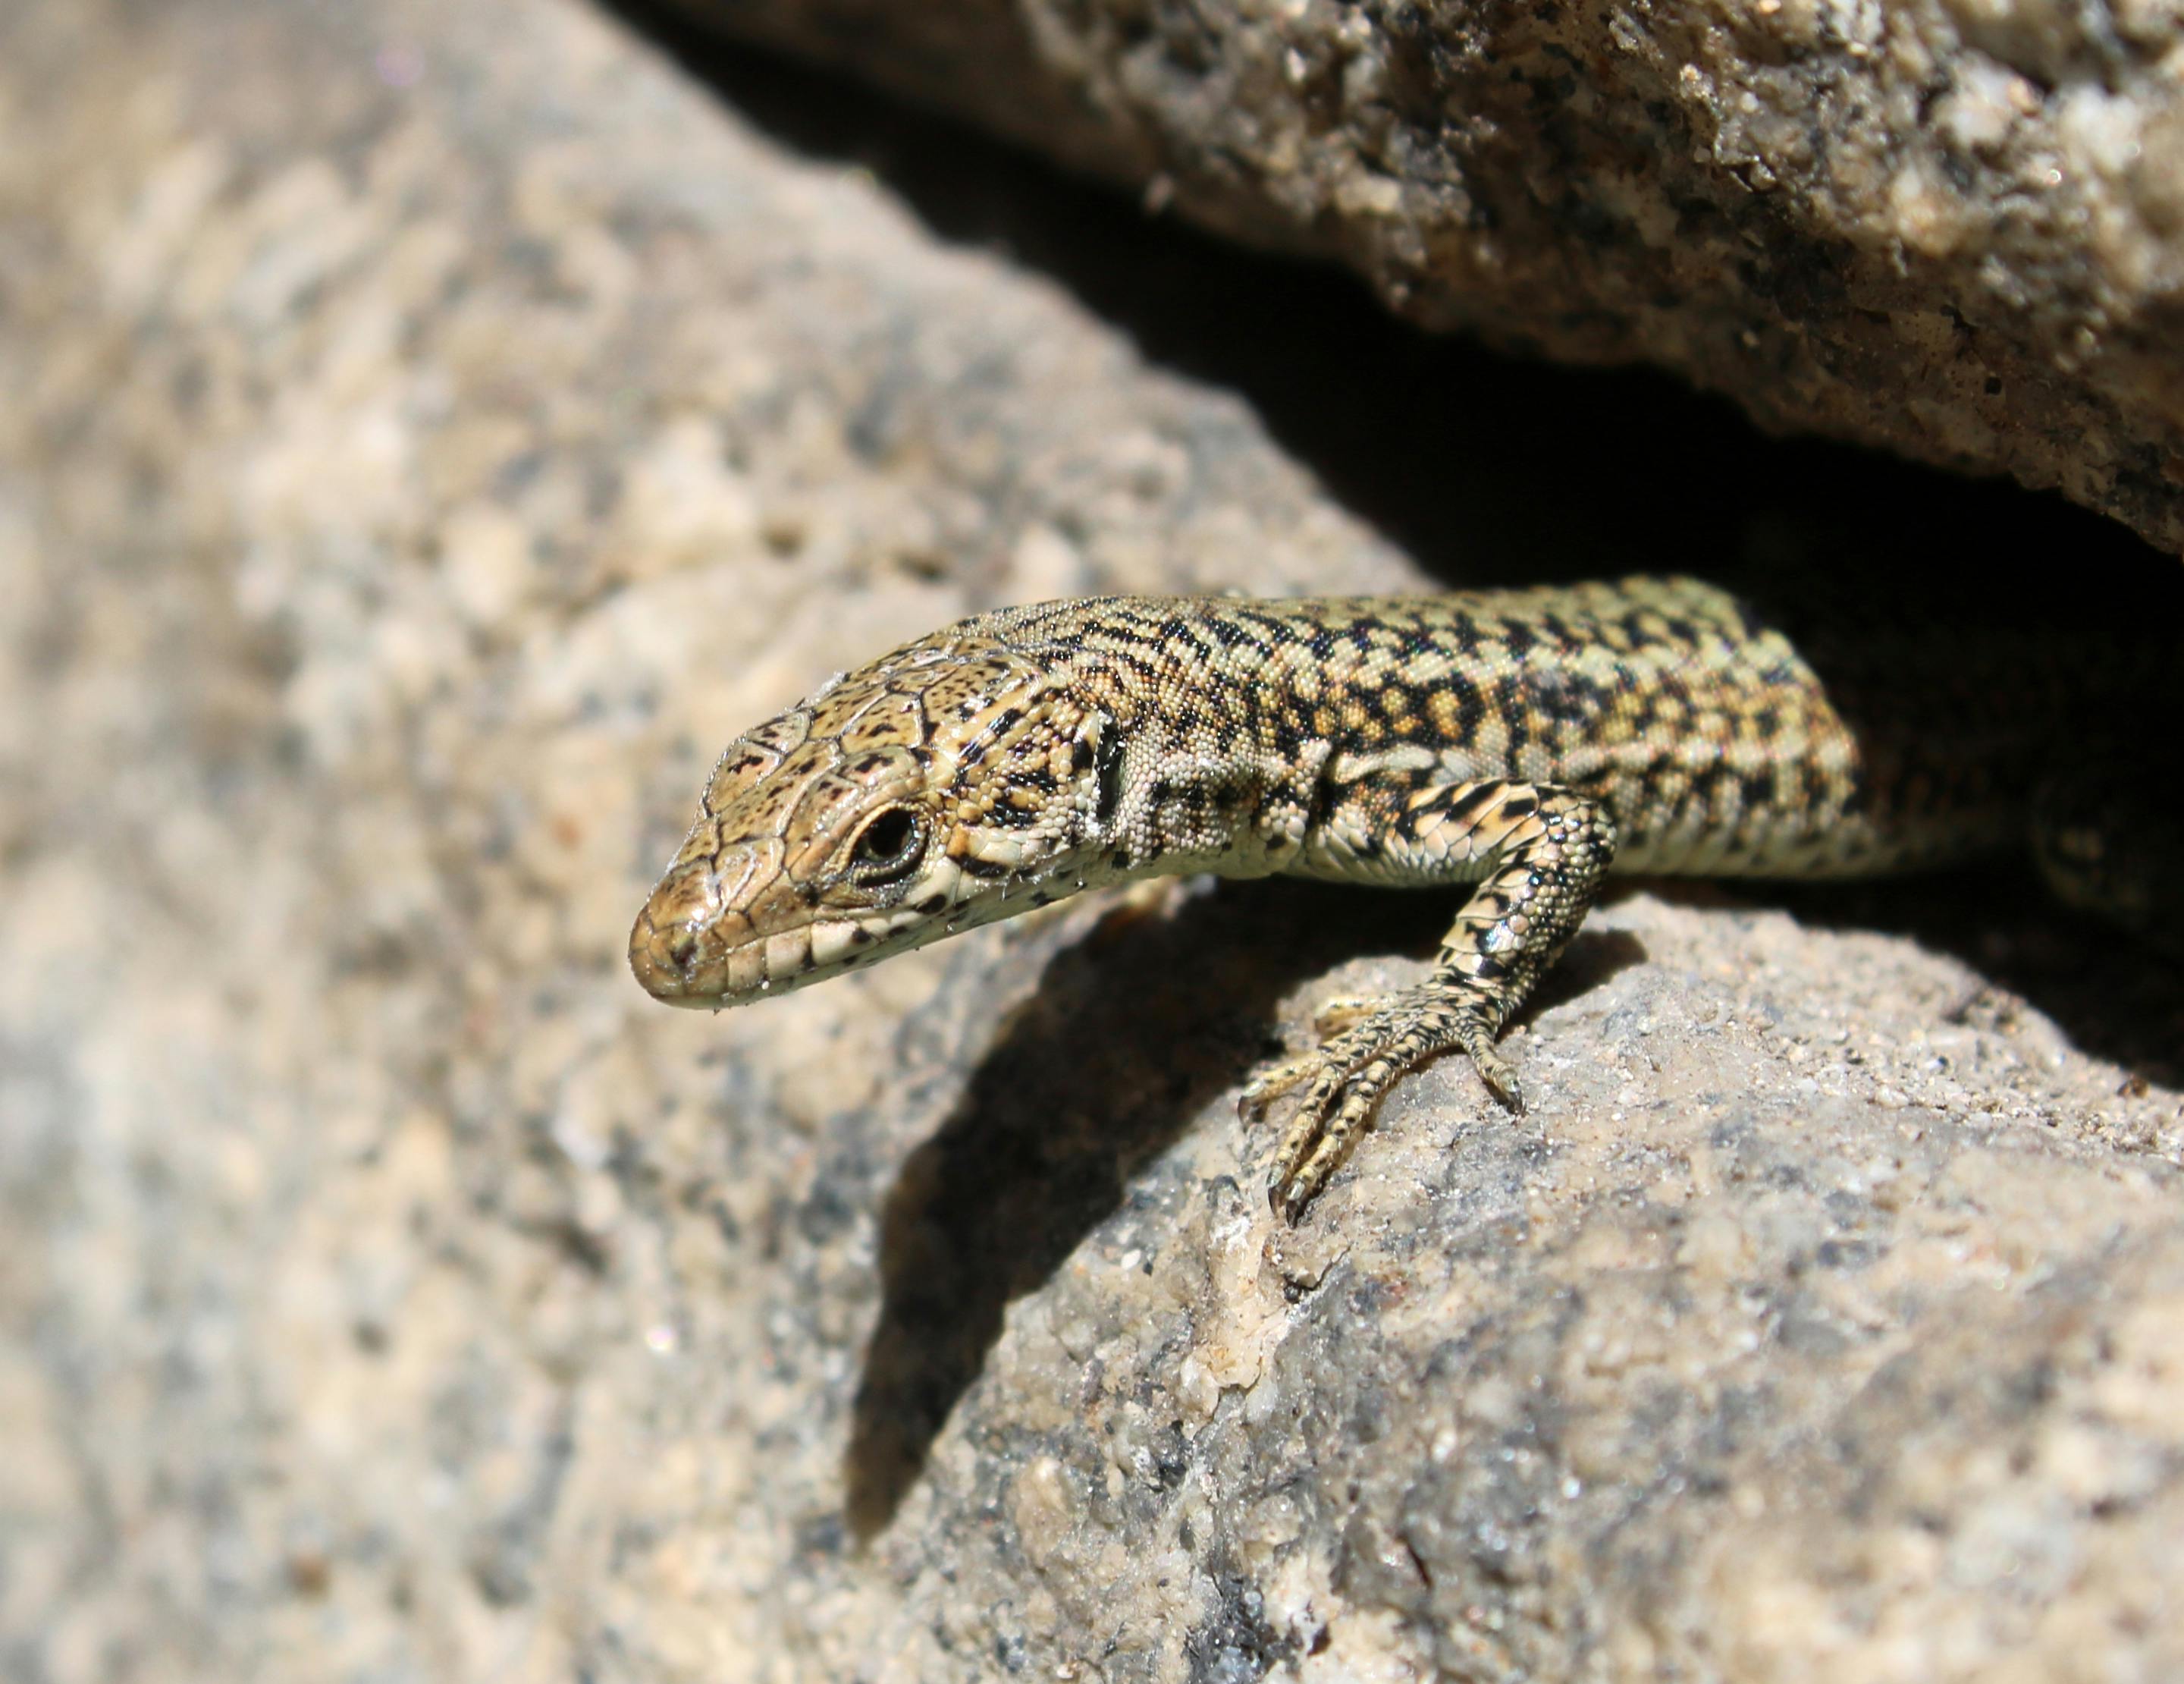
670,0,2184,556
2,0,2181,1680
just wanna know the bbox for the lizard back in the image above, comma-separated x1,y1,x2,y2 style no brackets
968,576,2068,883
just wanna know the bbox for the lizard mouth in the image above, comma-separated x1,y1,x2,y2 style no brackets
629,897,822,1004
628,869,889,1006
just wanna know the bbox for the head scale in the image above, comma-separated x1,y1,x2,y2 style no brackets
629,626,1119,1007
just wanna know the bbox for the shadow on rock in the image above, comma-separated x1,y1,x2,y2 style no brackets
843,878,1414,1537
843,881,1647,1537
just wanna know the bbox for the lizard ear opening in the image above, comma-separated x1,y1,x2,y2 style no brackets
1072,712,1126,827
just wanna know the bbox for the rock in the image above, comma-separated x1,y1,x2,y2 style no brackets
2,0,2182,1680
666,0,2184,557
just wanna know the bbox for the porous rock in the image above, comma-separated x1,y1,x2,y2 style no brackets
674,0,2184,555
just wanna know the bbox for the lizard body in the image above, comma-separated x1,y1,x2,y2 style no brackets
629,576,2170,1218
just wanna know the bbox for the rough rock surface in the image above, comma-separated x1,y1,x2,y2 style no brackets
667,0,2184,556
3,0,2183,1681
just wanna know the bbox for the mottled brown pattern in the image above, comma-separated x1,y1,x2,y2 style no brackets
630,576,2142,1217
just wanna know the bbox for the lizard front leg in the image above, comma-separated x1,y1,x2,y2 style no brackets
1242,780,1618,1221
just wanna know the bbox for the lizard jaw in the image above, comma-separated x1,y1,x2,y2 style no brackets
629,856,942,1006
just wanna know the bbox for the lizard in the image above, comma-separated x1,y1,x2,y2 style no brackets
627,575,2179,1221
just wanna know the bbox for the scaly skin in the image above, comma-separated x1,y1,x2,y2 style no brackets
629,576,2139,1219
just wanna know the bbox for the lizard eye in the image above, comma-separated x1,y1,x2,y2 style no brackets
848,806,925,882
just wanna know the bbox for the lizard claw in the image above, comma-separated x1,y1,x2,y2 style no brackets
1250,982,1520,1221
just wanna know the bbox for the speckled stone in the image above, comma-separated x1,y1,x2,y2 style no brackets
671,0,2184,558
2,0,2182,1680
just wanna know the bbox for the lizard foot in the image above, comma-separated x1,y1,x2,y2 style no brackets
1240,981,1520,1222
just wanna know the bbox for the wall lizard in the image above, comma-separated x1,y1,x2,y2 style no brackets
629,575,2176,1219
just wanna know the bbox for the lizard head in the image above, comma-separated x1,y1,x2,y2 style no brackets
629,625,1122,1007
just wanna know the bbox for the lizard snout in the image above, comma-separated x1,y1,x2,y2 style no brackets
628,866,730,1004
